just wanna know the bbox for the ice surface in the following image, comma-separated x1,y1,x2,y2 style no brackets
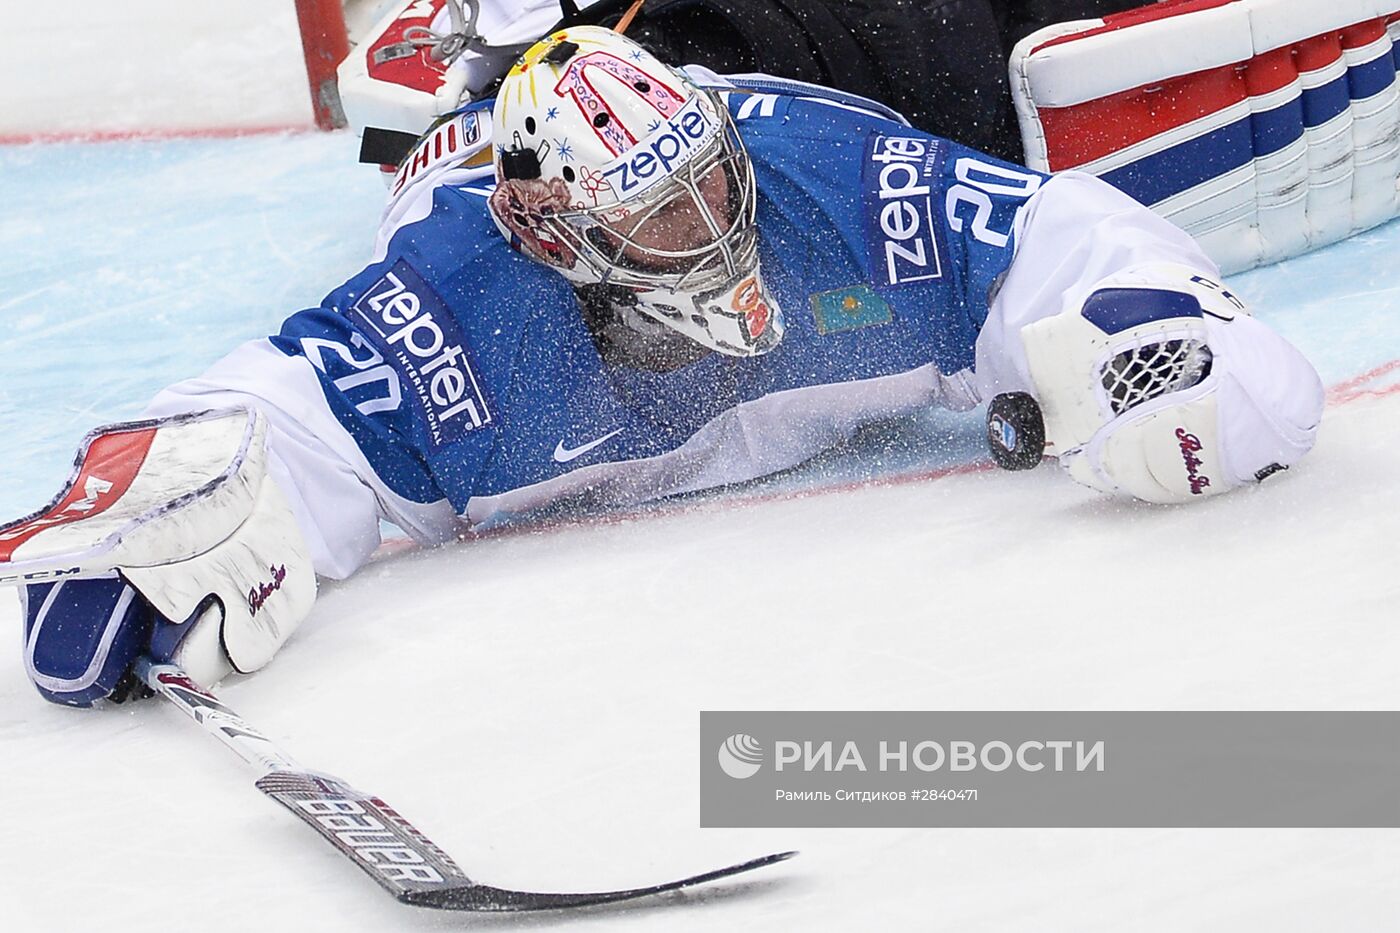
0,132,386,523
0,0,312,138
2,7,1400,927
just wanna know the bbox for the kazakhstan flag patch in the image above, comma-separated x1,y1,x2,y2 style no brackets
809,285,894,335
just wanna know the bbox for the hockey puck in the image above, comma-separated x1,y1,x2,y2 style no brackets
986,392,1046,471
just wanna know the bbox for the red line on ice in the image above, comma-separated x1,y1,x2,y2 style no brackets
458,358,1400,548
458,459,1000,543
0,124,315,146
368,459,1001,560
1328,359,1400,406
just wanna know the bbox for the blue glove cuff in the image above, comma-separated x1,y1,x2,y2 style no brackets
22,578,154,707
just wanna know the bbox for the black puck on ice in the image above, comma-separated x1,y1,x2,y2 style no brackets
986,392,1046,471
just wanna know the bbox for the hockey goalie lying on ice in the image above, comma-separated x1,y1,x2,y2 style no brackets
1,28,1322,707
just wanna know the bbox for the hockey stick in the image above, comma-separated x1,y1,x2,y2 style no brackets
135,658,794,912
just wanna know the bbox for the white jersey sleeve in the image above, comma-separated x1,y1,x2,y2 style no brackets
136,123,498,580
143,340,463,580
973,171,1222,402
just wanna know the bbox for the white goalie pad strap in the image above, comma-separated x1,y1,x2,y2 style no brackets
167,604,234,690
0,408,268,585
338,1,473,143
337,0,567,149
1010,0,1400,275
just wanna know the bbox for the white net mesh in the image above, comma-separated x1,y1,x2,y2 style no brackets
1100,338,1213,415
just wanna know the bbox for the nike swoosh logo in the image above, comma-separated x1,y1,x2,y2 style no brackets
553,429,623,464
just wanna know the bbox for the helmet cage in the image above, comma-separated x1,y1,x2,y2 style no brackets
535,96,758,298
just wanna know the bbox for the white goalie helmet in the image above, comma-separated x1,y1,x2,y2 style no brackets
1020,263,1324,503
487,25,782,357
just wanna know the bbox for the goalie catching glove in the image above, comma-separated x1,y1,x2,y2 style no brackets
1,408,315,706
1018,263,1324,503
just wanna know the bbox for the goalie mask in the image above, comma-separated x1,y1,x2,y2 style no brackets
488,25,782,357
1020,263,1323,503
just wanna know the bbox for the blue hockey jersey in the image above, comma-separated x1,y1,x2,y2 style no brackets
266,85,1044,524
145,74,1225,576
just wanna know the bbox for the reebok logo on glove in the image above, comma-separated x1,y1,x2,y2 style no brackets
248,564,288,616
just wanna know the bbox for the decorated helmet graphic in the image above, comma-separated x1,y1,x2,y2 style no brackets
488,25,782,357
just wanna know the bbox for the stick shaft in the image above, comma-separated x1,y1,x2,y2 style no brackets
136,658,300,775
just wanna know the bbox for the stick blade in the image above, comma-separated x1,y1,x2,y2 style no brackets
255,771,475,897
257,769,794,912
397,850,798,912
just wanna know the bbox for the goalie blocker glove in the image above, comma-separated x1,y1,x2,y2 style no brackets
3,408,316,707
22,578,197,706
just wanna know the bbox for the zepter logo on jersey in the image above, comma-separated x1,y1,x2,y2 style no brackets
862,135,947,287
487,26,783,357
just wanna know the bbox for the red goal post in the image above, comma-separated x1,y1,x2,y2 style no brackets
295,0,352,130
